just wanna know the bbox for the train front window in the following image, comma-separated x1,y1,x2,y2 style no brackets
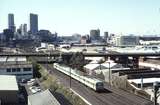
96,83,103,87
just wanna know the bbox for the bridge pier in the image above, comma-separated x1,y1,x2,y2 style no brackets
62,55,72,64
116,56,129,67
132,57,139,68
110,56,116,61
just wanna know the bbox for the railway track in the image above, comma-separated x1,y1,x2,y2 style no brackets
104,84,152,105
41,64,153,105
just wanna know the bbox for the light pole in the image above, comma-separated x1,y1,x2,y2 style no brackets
46,50,51,72
108,61,111,86
70,66,71,89
46,52,49,71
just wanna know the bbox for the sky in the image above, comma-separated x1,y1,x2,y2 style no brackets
0,0,160,36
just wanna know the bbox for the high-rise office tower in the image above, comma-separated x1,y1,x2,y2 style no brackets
8,13,15,32
104,32,108,39
20,24,27,36
3,29,14,41
30,13,38,34
90,29,100,40
104,32,109,43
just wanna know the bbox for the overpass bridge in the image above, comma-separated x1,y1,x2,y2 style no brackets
0,52,159,57
0,52,159,68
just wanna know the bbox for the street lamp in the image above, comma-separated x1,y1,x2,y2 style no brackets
108,61,111,86
46,51,49,71
70,65,71,89
46,50,51,72
69,64,74,89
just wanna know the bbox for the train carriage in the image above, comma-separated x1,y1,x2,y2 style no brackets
53,63,104,91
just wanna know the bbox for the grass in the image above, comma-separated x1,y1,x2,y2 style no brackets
36,63,87,105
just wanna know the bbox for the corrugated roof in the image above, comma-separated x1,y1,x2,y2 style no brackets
84,60,120,70
17,57,27,62
84,63,100,70
85,57,103,61
0,56,7,62
7,57,16,62
0,56,27,62
0,56,31,69
128,78,160,84
90,60,99,64
0,63,32,68
28,89,61,105
0,75,18,90
101,62,117,68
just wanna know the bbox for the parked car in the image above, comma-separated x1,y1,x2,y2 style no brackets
29,86,41,94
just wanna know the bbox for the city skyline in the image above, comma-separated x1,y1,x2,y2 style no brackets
1,0,160,36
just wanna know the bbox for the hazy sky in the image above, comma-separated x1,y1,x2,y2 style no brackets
0,0,160,36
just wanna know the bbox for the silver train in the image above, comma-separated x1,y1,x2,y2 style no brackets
53,63,104,91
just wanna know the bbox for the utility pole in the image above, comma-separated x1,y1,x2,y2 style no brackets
70,66,71,89
108,62,111,86
69,64,72,89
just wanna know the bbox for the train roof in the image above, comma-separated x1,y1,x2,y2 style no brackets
54,63,103,84
83,76,103,83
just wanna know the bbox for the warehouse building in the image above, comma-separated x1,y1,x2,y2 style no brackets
0,56,33,80
84,60,122,75
0,75,19,105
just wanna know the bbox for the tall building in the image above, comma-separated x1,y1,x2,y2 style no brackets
3,29,14,41
90,29,100,40
104,32,108,39
21,24,27,36
115,35,139,46
104,32,109,43
30,13,38,34
8,13,15,32
81,36,87,44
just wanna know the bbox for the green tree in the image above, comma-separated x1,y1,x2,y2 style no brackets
32,63,42,78
69,52,84,72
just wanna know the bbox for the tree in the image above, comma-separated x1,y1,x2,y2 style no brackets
32,63,42,78
69,52,84,72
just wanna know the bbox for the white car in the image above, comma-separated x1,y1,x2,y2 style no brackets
29,86,41,94
27,79,36,85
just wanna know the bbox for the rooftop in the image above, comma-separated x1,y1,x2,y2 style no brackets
0,56,32,68
84,60,121,70
0,63,33,68
0,75,18,91
0,56,27,62
28,89,60,105
84,63,100,70
128,78,160,84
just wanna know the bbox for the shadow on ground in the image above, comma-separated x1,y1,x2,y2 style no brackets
97,88,112,93
53,92,72,105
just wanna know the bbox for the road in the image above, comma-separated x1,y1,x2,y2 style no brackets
42,64,153,105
